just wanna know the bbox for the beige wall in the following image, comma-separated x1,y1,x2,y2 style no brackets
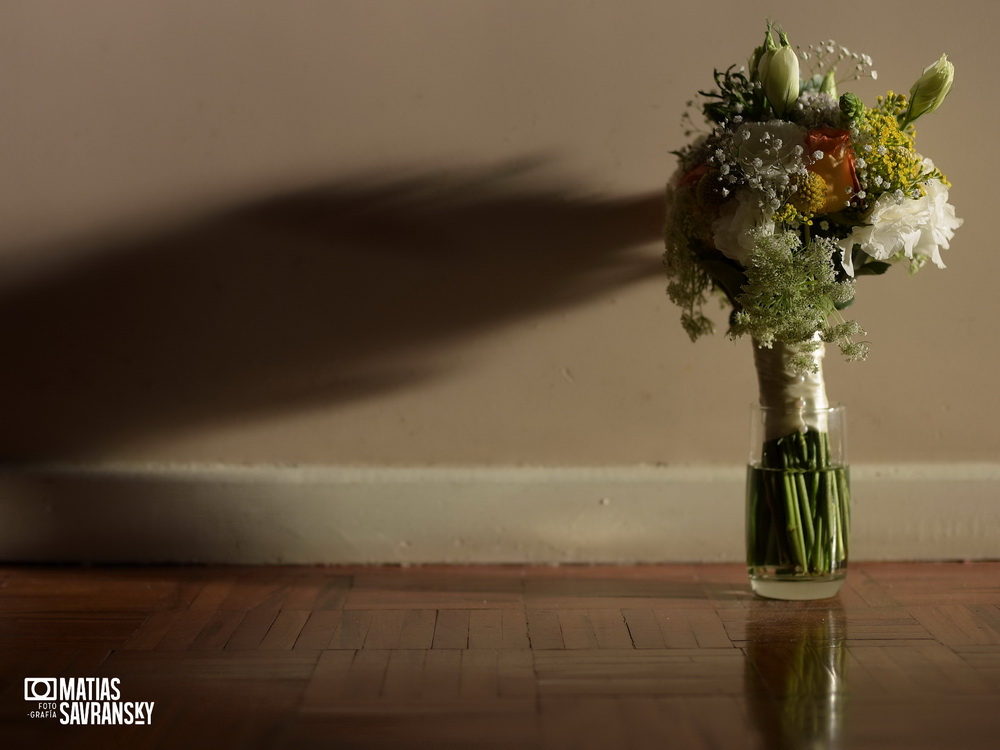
1,0,995,467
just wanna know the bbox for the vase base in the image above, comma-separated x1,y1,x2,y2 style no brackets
750,577,845,601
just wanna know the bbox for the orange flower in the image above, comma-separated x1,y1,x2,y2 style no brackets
804,128,860,214
678,163,710,187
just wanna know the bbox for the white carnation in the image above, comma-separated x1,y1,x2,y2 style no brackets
837,178,962,272
912,179,962,267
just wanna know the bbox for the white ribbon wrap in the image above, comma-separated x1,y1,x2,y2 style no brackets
753,336,830,441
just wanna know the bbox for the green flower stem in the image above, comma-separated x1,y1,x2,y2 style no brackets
783,473,809,571
838,471,850,558
748,427,849,578
796,472,815,550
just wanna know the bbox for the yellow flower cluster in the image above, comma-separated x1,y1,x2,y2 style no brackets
789,171,828,214
772,203,805,225
858,92,922,193
773,171,827,226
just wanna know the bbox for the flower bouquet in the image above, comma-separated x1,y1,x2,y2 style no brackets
662,22,961,598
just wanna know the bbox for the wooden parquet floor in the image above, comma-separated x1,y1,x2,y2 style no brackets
2,562,999,749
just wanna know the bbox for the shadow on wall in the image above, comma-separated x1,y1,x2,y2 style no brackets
0,161,665,460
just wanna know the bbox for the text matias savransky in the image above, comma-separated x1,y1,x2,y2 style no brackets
24,677,155,726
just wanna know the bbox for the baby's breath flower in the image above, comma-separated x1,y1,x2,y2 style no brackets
792,91,842,129
799,39,878,86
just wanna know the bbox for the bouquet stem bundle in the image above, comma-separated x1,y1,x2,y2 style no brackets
747,427,850,577
747,338,848,582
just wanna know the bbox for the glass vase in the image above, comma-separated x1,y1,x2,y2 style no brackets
746,403,850,600
747,337,850,600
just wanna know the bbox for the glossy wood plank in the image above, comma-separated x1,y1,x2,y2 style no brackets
431,609,470,650
259,610,311,650
359,609,409,650
421,648,462,700
188,609,245,651
621,609,666,649
396,609,438,649
122,610,185,650
292,610,342,650
188,577,238,612
300,649,355,708
3,562,1000,750
525,610,564,650
328,610,372,649
224,609,279,650
469,608,528,650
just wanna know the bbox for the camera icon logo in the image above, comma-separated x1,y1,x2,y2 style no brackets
24,678,57,701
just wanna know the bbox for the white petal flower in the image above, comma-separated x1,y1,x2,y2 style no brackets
712,191,775,266
839,245,855,277
911,179,962,268
837,177,962,272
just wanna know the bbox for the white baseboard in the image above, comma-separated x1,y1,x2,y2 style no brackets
1,463,997,564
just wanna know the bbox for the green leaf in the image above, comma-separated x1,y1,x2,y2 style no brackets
855,261,891,276
850,244,892,277
695,245,747,308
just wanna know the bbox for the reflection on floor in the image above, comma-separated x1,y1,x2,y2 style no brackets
2,562,999,749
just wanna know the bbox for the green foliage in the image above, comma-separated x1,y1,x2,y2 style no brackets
729,232,867,373
839,92,865,124
662,187,716,340
662,183,749,341
699,66,769,124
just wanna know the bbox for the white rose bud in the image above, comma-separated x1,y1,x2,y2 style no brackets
757,34,800,118
748,27,775,83
903,54,954,127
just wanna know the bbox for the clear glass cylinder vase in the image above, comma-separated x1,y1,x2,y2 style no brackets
746,403,850,600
